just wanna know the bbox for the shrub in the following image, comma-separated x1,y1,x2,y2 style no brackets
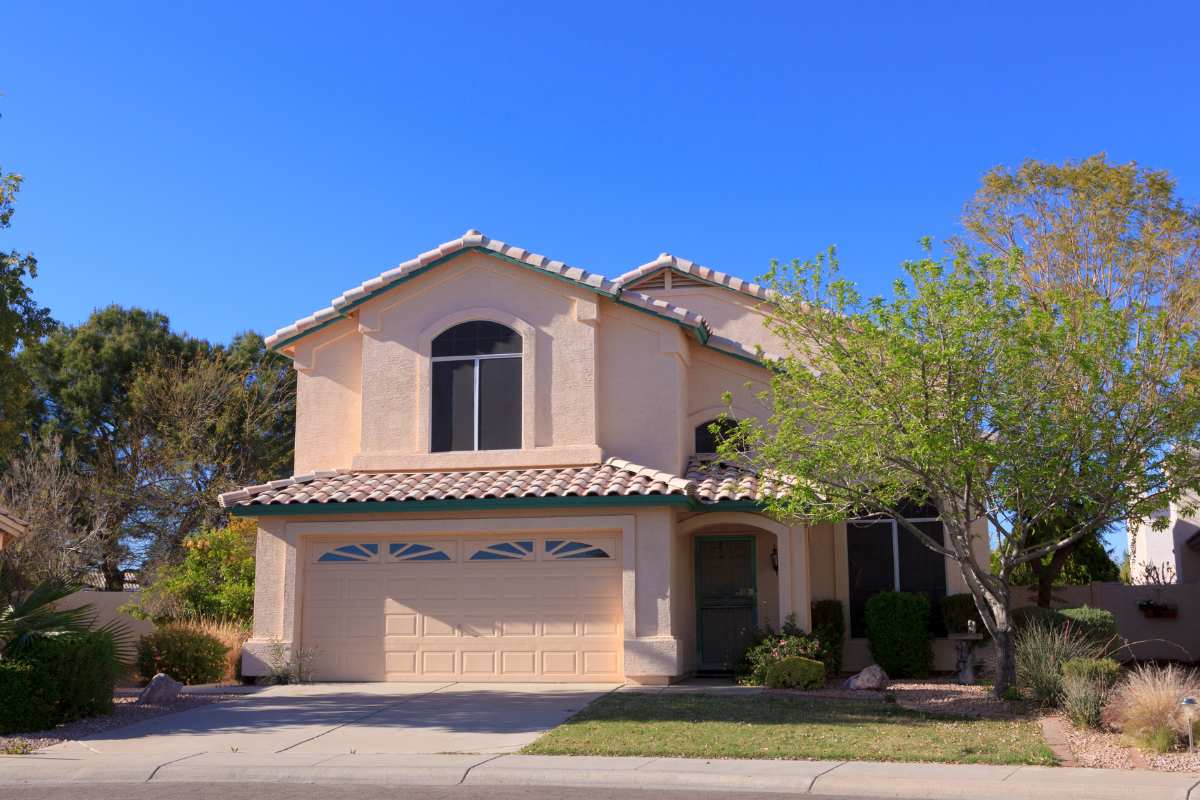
1060,657,1120,729
1111,662,1200,752
941,593,985,635
810,599,845,675
172,618,250,683
0,632,121,735
739,626,824,686
125,518,256,624
1011,605,1065,631
1015,619,1101,707
137,626,229,685
1060,606,1118,650
0,661,54,734
765,656,825,690
864,592,932,678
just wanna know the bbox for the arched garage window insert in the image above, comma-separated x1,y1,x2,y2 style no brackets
431,321,522,452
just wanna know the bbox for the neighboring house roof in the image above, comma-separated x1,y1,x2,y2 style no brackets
0,504,27,540
613,253,776,302
267,230,713,351
218,458,777,512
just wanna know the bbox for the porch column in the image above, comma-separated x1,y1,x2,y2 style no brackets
623,507,681,684
790,524,812,631
777,525,793,627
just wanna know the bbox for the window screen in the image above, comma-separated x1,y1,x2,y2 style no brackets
846,520,895,638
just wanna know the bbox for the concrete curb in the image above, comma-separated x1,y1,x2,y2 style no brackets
1,753,1198,799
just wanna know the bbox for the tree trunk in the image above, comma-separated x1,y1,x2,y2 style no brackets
1030,543,1075,607
992,627,1017,698
101,558,124,592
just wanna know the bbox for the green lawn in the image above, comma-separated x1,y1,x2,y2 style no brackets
523,693,1056,766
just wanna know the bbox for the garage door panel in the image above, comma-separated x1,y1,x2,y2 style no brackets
461,616,497,637
385,614,418,636
303,534,622,682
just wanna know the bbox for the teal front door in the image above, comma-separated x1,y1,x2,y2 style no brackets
695,536,757,672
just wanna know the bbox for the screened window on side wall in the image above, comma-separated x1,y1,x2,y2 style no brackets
431,321,521,452
846,517,948,638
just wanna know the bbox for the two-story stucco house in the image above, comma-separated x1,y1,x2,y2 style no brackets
220,231,986,684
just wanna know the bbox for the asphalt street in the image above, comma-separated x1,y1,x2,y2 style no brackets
3,784,891,800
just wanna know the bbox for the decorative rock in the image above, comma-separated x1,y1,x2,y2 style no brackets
138,672,183,705
844,664,889,690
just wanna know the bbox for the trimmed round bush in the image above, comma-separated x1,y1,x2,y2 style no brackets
865,591,933,678
810,599,845,676
765,656,826,689
1060,606,1118,648
137,626,229,685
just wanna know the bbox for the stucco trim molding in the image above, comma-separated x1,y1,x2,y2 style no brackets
411,307,538,454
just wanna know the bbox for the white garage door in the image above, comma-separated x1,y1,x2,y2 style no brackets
301,534,623,682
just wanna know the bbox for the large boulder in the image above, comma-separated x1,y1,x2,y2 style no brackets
844,664,889,690
138,672,183,705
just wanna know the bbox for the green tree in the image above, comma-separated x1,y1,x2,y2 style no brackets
721,246,1200,697
127,517,257,623
21,306,203,588
960,155,1200,599
0,167,54,463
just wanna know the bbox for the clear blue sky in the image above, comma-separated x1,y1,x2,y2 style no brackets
5,2,1198,558
6,1,1198,346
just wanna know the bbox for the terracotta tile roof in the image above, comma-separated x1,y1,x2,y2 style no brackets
614,253,777,302
685,457,788,503
0,504,27,538
218,458,694,509
617,290,712,339
266,230,713,350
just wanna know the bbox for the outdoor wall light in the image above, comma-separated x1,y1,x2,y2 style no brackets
770,546,779,573
1181,696,1198,753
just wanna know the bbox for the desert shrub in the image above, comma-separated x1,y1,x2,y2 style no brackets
739,622,825,686
810,599,845,675
172,618,250,682
1111,662,1200,752
137,626,229,685
1060,606,1118,649
1015,619,1101,707
941,593,985,635
864,592,932,678
1060,657,1120,729
125,518,256,624
765,656,825,690
0,632,121,734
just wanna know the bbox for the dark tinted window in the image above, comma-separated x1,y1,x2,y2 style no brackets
431,360,476,451
432,321,521,357
846,520,895,638
478,357,521,450
898,520,948,636
695,418,738,454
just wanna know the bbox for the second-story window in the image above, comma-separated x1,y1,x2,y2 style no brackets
431,321,521,452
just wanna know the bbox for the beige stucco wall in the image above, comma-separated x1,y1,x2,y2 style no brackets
596,302,690,475
1128,498,1200,584
646,284,785,357
293,320,362,474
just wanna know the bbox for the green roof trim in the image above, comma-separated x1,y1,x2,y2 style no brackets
228,493,766,517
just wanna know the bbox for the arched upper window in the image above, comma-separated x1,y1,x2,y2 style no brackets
431,321,522,452
694,417,738,455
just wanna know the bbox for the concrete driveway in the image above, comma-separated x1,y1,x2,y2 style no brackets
47,683,616,757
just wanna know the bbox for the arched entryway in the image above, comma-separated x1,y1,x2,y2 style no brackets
677,513,807,674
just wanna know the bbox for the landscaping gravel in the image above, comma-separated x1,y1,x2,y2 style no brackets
1064,723,1200,772
0,694,235,754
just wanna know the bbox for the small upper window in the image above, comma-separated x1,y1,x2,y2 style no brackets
695,417,738,455
431,322,522,452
